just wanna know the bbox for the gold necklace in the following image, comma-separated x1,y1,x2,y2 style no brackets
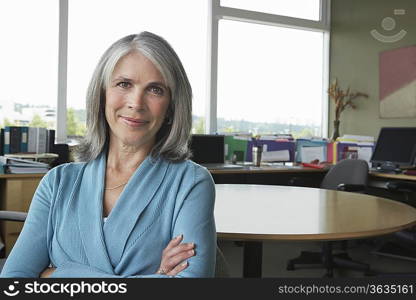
105,181,128,190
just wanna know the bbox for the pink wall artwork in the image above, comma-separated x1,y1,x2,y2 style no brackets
379,45,416,118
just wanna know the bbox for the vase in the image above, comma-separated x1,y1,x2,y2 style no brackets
331,120,340,141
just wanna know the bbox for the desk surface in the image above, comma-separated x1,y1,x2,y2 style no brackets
215,184,416,241
0,173,45,179
369,171,416,182
208,164,327,174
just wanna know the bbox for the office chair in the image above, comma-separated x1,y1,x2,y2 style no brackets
386,181,416,205
0,210,27,272
287,159,371,277
372,180,416,267
0,210,230,277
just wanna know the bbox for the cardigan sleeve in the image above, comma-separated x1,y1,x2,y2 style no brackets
0,169,55,278
170,165,217,278
50,164,216,278
50,261,173,278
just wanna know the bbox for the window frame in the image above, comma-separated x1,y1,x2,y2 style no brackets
206,0,331,136
57,0,68,143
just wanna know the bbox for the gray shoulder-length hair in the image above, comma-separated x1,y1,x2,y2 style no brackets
76,31,192,162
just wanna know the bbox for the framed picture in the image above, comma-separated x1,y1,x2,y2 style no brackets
379,45,416,118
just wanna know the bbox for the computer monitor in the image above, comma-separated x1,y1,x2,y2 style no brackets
370,127,416,171
189,134,225,164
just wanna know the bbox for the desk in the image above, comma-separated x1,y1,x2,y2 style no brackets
369,172,416,182
0,174,44,255
368,171,416,205
210,165,326,186
214,184,416,277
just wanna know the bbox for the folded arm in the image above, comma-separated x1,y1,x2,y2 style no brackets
0,171,54,278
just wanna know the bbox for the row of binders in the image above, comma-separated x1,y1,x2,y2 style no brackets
225,133,296,163
0,156,49,174
224,134,375,164
0,126,55,155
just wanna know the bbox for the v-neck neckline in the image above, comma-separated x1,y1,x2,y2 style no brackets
101,153,151,223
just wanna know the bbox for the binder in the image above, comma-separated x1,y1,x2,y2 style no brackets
0,128,4,156
327,142,335,164
295,139,328,163
28,127,38,153
247,139,295,162
0,159,5,174
46,129,55,153
20,126,29,153
36,128,48,154
224,135,250,161
3,127,10,154
4,126,21,154
334,141,375,163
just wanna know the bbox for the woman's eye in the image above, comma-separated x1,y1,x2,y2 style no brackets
148,86,164,96
117,81,131,89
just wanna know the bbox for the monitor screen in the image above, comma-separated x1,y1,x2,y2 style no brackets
189,134,225,164
371,127,416,167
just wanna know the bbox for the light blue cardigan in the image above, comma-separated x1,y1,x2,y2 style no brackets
0,153,216,278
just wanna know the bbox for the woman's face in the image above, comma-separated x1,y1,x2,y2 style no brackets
105,51,170,150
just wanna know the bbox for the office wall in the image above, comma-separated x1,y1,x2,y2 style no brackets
329,0,416,138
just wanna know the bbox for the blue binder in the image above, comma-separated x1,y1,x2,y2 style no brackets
20,126,29,153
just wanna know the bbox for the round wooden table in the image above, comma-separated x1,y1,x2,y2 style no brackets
214,184,416,277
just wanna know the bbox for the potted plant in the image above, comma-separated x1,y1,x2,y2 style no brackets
327,78,369,141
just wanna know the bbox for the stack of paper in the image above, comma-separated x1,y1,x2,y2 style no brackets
337,134,375,144
0,156,50,174
262,150,291,162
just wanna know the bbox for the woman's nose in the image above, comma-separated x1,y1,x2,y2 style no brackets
127,88,146,111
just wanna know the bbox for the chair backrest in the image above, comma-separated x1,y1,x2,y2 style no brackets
320,159,369,190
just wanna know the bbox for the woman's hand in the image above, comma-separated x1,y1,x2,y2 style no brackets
40,267,56,278
156,234,195,276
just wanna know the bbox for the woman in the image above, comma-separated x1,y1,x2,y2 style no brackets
1,32,216,278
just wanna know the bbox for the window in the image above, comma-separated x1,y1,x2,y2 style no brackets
67,0,207,137
221,0,321,21
217,20,324,136
0,0,59,129
209,0,330,137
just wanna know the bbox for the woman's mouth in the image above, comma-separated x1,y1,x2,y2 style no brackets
120,116,149,128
